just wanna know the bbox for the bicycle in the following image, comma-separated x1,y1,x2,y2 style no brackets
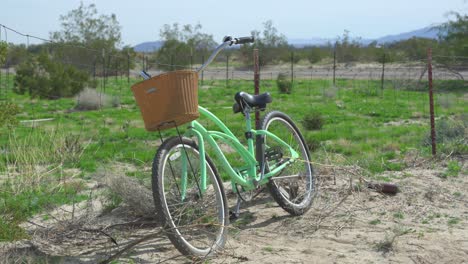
139,36,316,258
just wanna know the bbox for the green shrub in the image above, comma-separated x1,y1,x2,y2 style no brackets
0,102,20,130
305,135,321,152
302,111,324,130
276,72,292,94
424,117,467,155
14,53,90,99
0,41,7,65
441,160,461,178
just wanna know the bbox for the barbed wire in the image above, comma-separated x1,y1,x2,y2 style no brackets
0,24,130,61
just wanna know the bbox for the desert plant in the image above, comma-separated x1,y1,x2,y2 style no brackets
105,174,155,216
75,88,110,110
4,128,86,193
302,111,324,130
440,160,461,178
304,134,321,152
0,41,7,65
323,86,337,99
276,72,292,94
14,53,90,99
111,96,121,108
0,102,20,130
424,117,467,155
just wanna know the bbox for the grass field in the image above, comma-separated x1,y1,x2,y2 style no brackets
0,75,466,241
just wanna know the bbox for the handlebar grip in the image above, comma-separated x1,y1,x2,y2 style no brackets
235,36,255,45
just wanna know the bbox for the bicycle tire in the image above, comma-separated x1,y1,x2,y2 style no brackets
152,136,229,257
261,111,316,215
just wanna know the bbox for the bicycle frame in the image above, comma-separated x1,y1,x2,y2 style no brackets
180,105,299,198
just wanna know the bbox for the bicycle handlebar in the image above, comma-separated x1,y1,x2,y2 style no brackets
140,35,254,78
233,36,255,45
197,35,254,73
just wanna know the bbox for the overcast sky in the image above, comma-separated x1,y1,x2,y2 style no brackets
1,0,467,46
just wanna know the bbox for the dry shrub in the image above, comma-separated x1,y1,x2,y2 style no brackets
277,72,292,94
302,111,324,131
324,86,337,99
5,128,86,193
75,88,119,111
104,174,156,216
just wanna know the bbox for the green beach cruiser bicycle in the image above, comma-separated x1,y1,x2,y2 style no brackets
134,36,316,258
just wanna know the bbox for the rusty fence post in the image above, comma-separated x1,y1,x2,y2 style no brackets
333,42,337,86
427,47,436,156
254,49,260,129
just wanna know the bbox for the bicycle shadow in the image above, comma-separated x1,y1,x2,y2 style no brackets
229,192,292,230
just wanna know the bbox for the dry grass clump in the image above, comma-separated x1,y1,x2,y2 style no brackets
104,174,156,216
75,88,119,111
4,128,87,193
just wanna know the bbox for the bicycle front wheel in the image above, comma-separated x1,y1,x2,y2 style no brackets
261,111,316,215
152,136,229,257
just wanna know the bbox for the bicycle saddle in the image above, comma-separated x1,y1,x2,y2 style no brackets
233,91,272,113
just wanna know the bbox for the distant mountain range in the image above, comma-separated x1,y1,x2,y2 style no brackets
133,26,440,52
133,41,164,53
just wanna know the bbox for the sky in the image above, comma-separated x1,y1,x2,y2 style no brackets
1,0,467,46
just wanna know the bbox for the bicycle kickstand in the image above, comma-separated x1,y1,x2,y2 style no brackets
229,196,242,220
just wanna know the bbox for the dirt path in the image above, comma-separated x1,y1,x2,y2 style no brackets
1,159,467,263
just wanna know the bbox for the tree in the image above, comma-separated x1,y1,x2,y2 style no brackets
335,30,362,62
50,3,122,72
51,3,121,49
439,11,468,57
388,37,439,60
155,23,216,70
240,20,290,66
307,47,326,64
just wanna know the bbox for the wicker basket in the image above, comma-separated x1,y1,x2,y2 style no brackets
131,70,199,131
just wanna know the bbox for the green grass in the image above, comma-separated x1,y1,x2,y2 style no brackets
447,217,460,226
0,74,466,241
441,161,461,178
0,181,88,241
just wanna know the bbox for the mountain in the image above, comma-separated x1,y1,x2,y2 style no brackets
375,26,440,44
133,41,164,53
133,26,442,51
288,26,441,47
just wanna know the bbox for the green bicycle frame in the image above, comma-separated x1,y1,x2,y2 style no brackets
178,106,299,198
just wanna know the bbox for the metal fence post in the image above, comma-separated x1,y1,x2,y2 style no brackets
427,47,436,156
201,55,205,86
254,49,260,129
381,48,386,92
226,54,229,88
127,52,130,84
290,51,294,86
333,42,337,86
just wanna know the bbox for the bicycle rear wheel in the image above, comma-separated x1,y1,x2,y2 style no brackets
261,111,316,215
152,136,228,257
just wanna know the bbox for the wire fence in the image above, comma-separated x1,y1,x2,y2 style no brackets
0,24,467,171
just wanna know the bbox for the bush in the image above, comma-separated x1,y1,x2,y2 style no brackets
305,134,321,152
302,111,324,131
423,117,467,155
0,102,20,130
14,53,90,99
0,41,7,65
277,72,292,94
75,88,106,110
75,88,116,111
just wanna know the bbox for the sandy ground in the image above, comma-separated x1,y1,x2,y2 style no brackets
1,157,467,263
